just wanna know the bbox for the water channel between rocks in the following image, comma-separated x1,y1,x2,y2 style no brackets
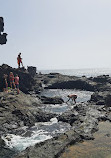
61,121,111,158
40,89,93,114
2,89,93,154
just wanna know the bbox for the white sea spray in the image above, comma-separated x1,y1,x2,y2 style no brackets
2,130,52,151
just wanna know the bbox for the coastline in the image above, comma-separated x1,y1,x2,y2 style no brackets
40,68,111,77
0,64,111,158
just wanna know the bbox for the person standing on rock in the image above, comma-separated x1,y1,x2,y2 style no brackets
66,94,77,104
17,52,23,68
2,74,8,92
9,72,15,89
15,74,19,94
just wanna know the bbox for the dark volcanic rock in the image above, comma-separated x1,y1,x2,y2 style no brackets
58,110,79,125
45,80,95,91
40,74,111,92
14,130,81,158
89,75,111,92
105,94,111,107
0,91,56,135
40,96,64,104
90,91,110,105
27,66,37,77
92,75,110,83
0,136,15,158
14,102,107,158
1,67,111,158
0,64,41,93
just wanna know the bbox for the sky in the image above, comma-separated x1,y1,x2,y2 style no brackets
0,0,111,70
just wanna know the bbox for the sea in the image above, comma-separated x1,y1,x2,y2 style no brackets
2,68,111,157
40,68,111,77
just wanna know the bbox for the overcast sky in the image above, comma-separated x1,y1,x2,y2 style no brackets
0,0,111,70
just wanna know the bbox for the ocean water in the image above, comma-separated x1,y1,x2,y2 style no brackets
2,118,71,152
40,68,111,77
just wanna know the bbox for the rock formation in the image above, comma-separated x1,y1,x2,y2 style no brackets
0,64,41,93
0,64,111,158
40,96,64,104
14,73,111,158
27,66,37,77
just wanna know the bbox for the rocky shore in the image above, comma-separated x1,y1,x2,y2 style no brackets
0,64,111,158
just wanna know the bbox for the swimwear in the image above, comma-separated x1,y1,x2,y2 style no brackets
15,76,19,85
9,74,14,82
15,76,19,88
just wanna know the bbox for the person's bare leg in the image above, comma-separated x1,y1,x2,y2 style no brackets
20,61,23,67
17,88,19,94
21,62,23,67
10,82,12,89
74,99,76,104
18,62,20,68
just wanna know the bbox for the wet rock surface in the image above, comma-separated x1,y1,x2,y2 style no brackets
0,64,111,157
40,96,64,104
0,91,56,134
14,130,81,158
14,73,111,158
14,103,109,158
0,90,57,158
0,136,15,158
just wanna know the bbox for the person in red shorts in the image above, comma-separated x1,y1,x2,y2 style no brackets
9,72,15,89
66,94,77,104
15,74,19,94
17,53,23,68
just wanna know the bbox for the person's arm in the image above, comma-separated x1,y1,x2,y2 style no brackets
5,79,8,87
66,97,70,103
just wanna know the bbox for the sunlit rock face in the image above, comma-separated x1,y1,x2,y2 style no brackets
0,17,7,44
